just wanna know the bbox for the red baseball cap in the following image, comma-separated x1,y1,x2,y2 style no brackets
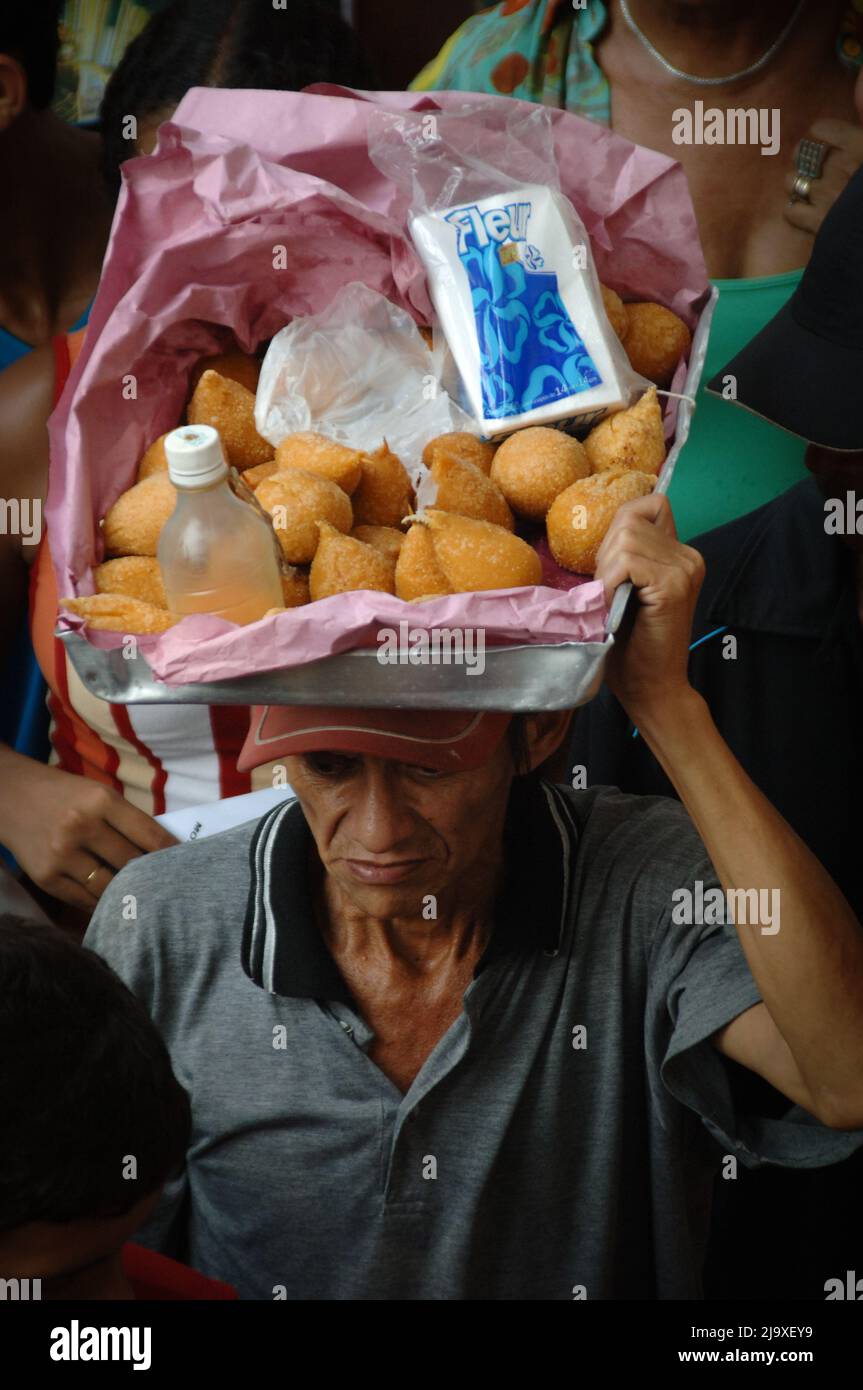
238,705,513,773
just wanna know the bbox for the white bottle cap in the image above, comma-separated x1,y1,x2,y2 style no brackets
164,425,228,489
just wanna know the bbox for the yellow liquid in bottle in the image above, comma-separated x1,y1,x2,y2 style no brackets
171,577,283,625
159,484,284,625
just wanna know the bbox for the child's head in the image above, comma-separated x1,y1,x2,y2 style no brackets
0,916,190,1298
100,0,375,193
0,1,63,132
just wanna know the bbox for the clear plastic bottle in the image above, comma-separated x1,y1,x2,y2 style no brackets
158,425,283,624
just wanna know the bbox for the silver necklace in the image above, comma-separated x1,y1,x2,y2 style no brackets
619,0,807,87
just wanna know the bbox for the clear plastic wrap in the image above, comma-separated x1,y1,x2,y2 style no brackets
254,281,473,490
369,103,648,438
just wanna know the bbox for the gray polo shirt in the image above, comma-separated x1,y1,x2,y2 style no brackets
84,779,862,1300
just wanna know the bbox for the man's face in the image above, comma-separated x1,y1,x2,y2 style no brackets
285,743,515,920
0,1190,159,1299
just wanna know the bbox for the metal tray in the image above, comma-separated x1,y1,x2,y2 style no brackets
59,289,717,711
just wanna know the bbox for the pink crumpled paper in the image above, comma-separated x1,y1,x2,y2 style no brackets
49,86,710,688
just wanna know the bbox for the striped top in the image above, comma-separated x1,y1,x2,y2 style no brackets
30,330,283,814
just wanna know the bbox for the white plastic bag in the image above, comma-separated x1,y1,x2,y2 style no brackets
255,281,474,488
369,103,647,437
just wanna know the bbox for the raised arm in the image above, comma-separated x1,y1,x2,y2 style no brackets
596,493,863,1130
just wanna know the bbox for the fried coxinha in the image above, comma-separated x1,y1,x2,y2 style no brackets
63,328,680,628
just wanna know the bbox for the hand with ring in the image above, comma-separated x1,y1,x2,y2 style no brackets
85,864,112,896
784,67,863,235
0,757,177,910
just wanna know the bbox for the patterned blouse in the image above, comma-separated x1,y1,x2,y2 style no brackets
412,0,863,116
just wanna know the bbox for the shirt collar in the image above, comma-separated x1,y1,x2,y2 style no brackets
699,478,853,640
477,778,578,971
242,798,352,1003
241,778,580,1001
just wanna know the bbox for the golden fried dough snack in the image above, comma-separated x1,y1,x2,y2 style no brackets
274,432,363,495
395,523,452,601
623,303,691,388
136,434,169,481
255,468,352,565
103,474,176,557
309,521,396,601
430,455,514,531
94,556,167,608
281,567,310,608
352,441,414,529
490,426,590,521
417,510,542,592
351,525,405,562
62,593,181,634
546,469,655,575
600,284,629,343
189,350,261,395
584,387,666,475
242,460,278,490
187,370,273,470
422,432,496,477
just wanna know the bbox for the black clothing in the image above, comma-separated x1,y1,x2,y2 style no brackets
570,478,863,1301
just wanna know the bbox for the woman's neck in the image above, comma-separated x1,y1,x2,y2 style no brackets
620,0,831,81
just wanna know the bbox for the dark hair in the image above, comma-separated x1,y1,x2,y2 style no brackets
0,916,190,1233
0,1,64,111
99,0,376,194
506,714,532,776
506,711,575,781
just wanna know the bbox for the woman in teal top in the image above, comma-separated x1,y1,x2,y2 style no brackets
413,0,863,538
672,270,804,539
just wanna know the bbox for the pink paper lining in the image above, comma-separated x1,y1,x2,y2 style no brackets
69,580,609,687
47,88,710,688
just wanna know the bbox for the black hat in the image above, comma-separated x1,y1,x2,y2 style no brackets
706,164,863,452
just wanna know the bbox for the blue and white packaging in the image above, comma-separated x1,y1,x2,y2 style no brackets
411,183,635,438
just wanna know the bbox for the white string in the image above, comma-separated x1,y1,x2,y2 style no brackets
656,388,698,408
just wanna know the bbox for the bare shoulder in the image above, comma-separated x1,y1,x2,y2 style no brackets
0,342,56,512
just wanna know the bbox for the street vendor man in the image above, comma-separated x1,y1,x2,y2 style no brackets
83,496,863,1300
